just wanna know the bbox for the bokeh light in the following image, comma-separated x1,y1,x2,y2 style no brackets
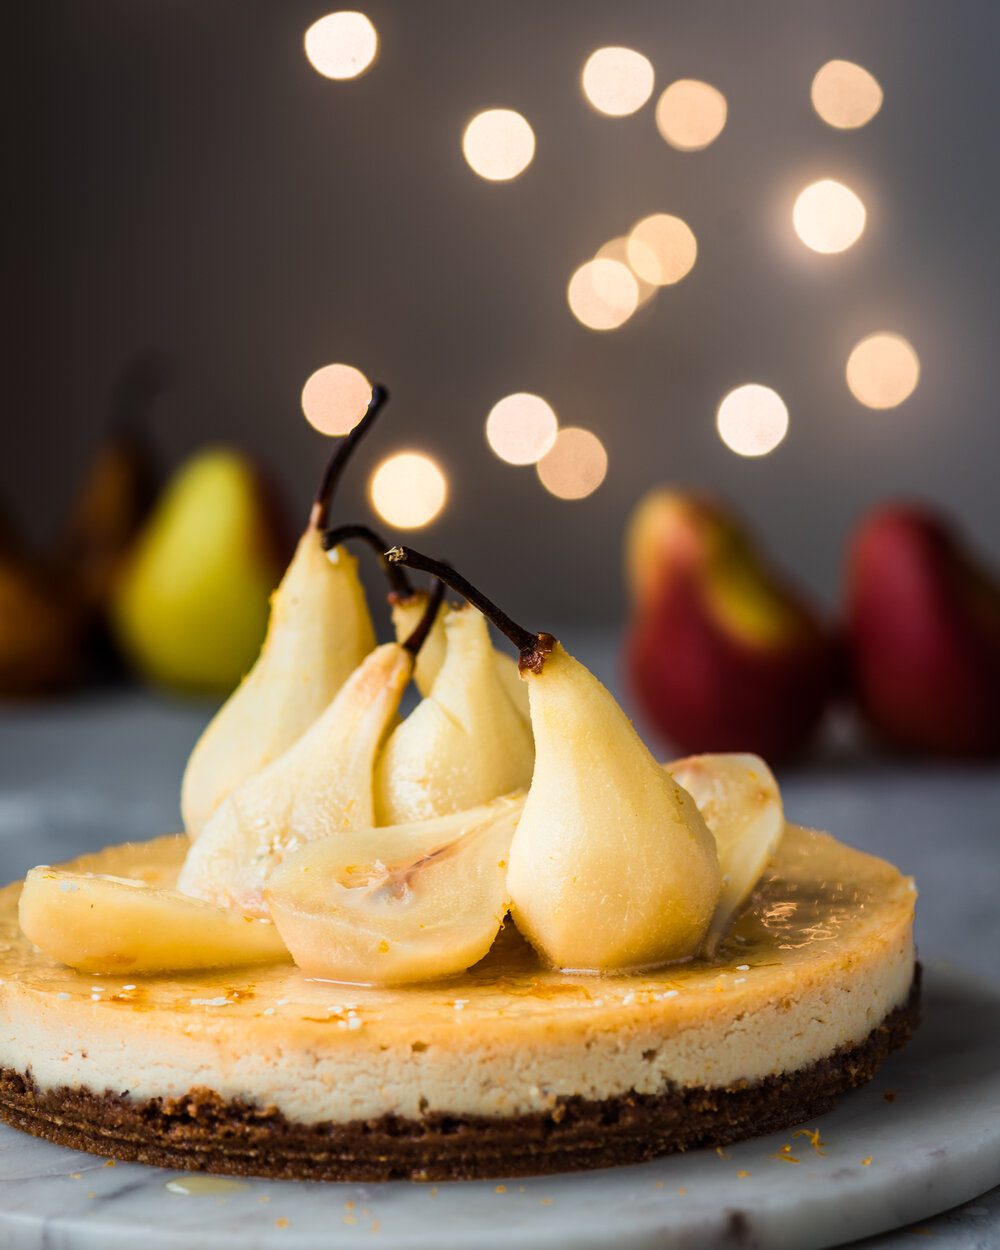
595,237,656,307
486,394,559,466
792,179,867,254
462,109,535,181
716,385,789,457
655,79,727,151
370,452,448,529
581,47,655,117
301,363,373,435
626,214,697,286
304,12,378,80
567,258,639,331
846,333,920,409
811,60,883,129
536,428,608,500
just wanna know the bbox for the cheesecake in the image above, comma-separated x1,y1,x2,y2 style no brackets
0,822,917,1180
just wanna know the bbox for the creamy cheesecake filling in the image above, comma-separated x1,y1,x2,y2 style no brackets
0,825,916,1124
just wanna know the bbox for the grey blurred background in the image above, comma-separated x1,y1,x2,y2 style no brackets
7,0,999,625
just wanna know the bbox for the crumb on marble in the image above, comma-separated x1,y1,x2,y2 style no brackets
793,1127,826,1155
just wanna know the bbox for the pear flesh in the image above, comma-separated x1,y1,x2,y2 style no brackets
375,606,534,824
19,868,288,974
266,795,523,986
178,643,412,915
507,642,721,973
667,752,785,955
391,594,530,722
182,535,375,840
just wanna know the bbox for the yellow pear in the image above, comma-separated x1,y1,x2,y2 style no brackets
177,642,415,914
181,531,374,839
666,753,784,954
266,795,523,986
391,591,530,721
374,605,534,824
19,867,288,974
112,447,285,692
179,396,388,838
386,548,721,973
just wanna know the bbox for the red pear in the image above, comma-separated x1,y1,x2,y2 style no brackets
624,491,835,762
845,504,1000,757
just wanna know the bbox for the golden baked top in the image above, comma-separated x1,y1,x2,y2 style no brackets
0,825,915,1051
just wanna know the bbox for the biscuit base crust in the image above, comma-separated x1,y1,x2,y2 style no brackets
0,972,919,1181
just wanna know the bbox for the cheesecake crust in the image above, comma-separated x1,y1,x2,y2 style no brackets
0,971,919,1181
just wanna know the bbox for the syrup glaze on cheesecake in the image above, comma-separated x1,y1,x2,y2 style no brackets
0,824,917,1180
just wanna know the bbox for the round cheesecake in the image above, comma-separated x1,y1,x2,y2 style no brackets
0,824,917,1180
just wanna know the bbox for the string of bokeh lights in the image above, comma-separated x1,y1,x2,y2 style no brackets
302,14,921,527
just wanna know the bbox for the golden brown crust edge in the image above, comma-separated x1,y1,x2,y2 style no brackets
0,970,920,1182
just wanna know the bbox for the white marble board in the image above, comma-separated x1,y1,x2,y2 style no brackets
0,966,997,1249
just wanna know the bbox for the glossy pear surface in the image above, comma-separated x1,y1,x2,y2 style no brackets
375,607,534,824
19,867,288,974
846,504,1000,756
267,795,523,986
181,534,375,838
625,491,833,762
667,752,784,954
178,643,412,914
112,448,286,692
392,593,530,720
507,642,721,972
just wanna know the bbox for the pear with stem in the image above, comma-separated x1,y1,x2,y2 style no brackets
323,523,528,719
180,390,386,840
177,578,443,915
392,590,530,722
386,548,721,972
324,526,534,824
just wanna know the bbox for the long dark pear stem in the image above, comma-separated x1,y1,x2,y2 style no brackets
385,546,554,673
309,384,389,531
401,578,445,656
321,523,413,599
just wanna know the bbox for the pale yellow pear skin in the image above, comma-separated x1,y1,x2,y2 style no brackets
177,643,412,914
390,593,447,699
112,448,283,692
267,794,524,986
375,607,534,824
507,643,721,972
666,752,784,955
19,867,288,974
181,533,375,839
391,593,530,721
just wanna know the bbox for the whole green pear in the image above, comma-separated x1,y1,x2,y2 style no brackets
112,448,286,692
